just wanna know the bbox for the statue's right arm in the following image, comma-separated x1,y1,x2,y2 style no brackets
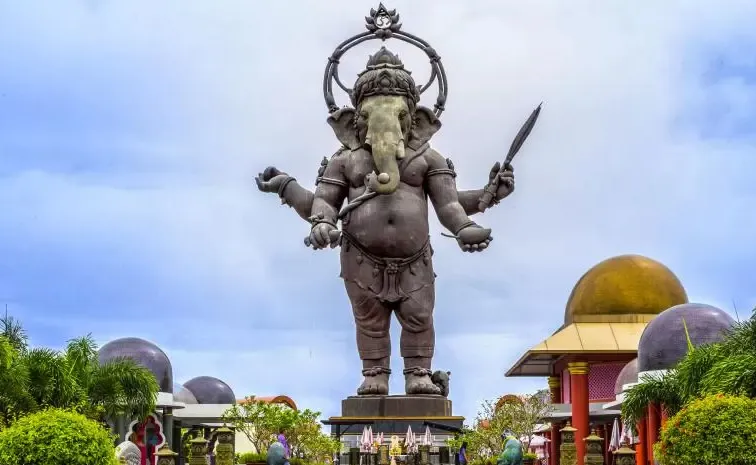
280,182,314,222
310,153,349,224
255,166,315,222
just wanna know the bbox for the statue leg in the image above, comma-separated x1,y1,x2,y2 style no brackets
345,281,392,396
396,285,441,395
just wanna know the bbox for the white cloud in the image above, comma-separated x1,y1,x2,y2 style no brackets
2,0,756,421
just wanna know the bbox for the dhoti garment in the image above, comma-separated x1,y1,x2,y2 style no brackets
339,230,436,362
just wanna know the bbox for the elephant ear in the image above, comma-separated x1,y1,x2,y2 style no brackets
326,107,360,150
408,106,442,149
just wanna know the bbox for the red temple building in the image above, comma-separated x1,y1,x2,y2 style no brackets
505,254,689,465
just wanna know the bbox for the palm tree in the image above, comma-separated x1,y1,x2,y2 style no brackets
0,316,158,428
0,336,34,428
63,334,159,422
1,312,28,353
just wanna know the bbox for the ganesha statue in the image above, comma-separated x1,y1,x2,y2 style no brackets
256,4,539,396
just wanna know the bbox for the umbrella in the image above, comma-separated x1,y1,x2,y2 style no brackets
405,426,414,454
361,426,371,453
368,427,374,452
609,418,621,451
621,420,635,445
423,426,432,446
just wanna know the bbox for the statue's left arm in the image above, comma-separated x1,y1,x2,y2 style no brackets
425,150,493,252
457,162,515,214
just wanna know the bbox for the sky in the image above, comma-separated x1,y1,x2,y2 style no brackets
1,0,756,422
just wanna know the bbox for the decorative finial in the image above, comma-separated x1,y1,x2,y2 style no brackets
365,4,402,37
365,47,405,70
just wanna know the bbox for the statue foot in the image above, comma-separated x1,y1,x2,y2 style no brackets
357,367,390,396
403,367,441,395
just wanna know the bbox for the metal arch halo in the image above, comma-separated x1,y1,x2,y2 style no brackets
323,4,448,117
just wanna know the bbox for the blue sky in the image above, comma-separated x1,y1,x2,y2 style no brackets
1,1,756,421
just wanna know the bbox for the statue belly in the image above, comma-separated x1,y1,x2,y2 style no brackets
345,187,429,257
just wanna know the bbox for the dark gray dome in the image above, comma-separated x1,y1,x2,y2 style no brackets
98,337,173,393
638,303,735,372
173,383,198,404
614,358,638,395
183,376,236,404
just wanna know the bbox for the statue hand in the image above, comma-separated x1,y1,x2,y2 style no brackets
308,222,339,250
255,166,291,194
488,162,515,202
456,224,492,253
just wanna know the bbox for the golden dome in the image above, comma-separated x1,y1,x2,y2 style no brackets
564,254,688,325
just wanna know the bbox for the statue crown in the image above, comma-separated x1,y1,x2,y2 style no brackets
365,47,406,71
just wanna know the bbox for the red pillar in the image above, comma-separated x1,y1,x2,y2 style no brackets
568,362,590,465
646,404,659,464
548,376,562,465
551,421,562,465
600,423,610,465
635,415,647,465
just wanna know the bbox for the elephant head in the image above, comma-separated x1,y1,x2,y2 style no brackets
327,47,442,195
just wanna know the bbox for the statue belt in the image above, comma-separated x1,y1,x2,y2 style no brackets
341,230,432,303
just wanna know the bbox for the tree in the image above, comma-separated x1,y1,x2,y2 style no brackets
223,396,286,453
285,409,340,462
0,336,34,428
63,334,159,422
495,390,552,451
223,397,340,461
0,316,159,428
449,399,514,459
447,391,553,460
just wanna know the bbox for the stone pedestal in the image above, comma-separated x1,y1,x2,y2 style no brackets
328,395,463,446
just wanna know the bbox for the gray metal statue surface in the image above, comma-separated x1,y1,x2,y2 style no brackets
256,4,539,396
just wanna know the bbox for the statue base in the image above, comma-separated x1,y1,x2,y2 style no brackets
326,395,464,439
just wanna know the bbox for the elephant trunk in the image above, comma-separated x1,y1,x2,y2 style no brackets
364,118,404,195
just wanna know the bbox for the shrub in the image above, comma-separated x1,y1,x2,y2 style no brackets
656,394,756,465
0,408,117,465
239,451,267,463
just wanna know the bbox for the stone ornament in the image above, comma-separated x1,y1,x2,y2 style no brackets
583,430,604,465
613,445,636,465
215,427,235,465
114,440,141,465
154,445,179,465
188,436,209,465
559,423,578,465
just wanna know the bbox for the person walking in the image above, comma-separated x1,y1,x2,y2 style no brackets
457,442,468,465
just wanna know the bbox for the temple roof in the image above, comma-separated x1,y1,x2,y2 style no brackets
236,395,298,410
505,321,651,376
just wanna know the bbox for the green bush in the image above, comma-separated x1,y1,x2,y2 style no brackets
239,451,267,463
656,394,756,465
0,408,117,465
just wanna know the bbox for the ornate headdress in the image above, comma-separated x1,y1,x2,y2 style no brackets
351,47,420,109
323,4,448,116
